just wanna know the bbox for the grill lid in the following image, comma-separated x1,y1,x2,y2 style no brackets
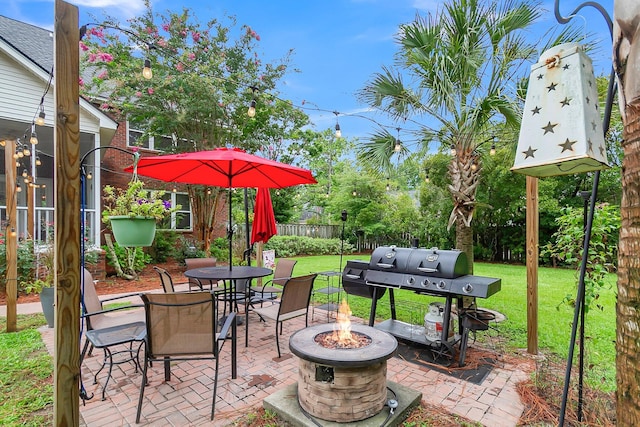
369,246,468,279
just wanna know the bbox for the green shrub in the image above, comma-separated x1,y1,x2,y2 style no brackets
264,236,355,257
148,230,179,263
102,243,150,273
0,236,36,294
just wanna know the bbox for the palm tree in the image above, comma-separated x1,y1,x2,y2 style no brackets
358,0,542,272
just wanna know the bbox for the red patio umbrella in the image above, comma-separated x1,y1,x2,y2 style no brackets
251,187,277,245
124,147,316,268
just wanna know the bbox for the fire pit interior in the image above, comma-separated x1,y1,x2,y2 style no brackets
289,303,397,423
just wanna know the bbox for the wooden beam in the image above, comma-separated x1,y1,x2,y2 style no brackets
526,176,539,354
54,1,81,425
4,139,17,332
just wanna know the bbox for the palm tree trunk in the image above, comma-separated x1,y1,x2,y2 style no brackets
617,102,640,425
456,220,474,275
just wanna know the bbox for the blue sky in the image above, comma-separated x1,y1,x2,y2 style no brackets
4,0,614,142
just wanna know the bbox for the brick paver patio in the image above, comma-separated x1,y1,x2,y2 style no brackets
33,292,533,426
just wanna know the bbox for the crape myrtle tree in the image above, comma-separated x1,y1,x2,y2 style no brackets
80,0,309,254
357,0,584,272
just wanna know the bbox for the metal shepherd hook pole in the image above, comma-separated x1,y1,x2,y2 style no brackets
339,210,347,277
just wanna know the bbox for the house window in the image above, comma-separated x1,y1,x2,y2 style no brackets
161,192,192,231
127,121,175,152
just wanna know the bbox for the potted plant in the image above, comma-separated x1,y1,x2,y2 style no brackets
102,179,179,279
102,179,178,247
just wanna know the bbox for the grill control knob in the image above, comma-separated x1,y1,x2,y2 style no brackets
437,281,446,290
407,276,415,285
463,283,473,294
421,278,429,287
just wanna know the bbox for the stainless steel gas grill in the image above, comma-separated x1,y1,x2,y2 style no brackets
342,246,501,366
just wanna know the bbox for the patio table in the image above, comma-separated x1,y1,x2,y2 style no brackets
184,266,273,346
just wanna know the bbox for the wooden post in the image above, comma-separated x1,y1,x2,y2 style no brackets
526,176,539,354
4,139,17,332
54,1,81,425
256,242,264,286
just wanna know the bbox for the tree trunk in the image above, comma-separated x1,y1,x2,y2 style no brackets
614,3,640,424
617,103,640,425
456,219,474,275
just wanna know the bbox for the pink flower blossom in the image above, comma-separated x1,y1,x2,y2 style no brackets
79,41,89,51
100,103,109,110
176,62,184,72
255,33,261,41
192,32,201,42
79,78,84,87
87,53,97,63
157,38,167,48
135,91,142,97
145,26,154,34
162,23,170,31
218,102,224,107
187,52,195,61
180,30,187,38
97,70,108,80
98,52,113,62
131,146,139,153
148,88,154,95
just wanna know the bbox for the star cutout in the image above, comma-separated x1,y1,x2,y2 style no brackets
587,138,593,152
537,73,544,80
586,96,590,104
531,106,541,115
592,121,598,131
523,146,537,159
600,145,606,157
588,80,593,87
559,138,577,152
547,82,558,92
542,121,558,134
560,97,571,107
563,64,570,70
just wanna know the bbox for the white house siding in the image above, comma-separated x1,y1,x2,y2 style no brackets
0,50,101,135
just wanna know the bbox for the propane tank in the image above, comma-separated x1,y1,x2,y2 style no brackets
424,302,444,341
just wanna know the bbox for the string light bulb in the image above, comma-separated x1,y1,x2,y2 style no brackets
21,169,27,178
386,177,390,191
35,107,46,126
35,156,42,166
9,228,16,237
334,111,341,138
247,99,256,118
425,168,430,183
17,150,24,158
16,184,22,193
23,146,31,156
142,58,153,79
29,131,38,145
87,171,93,180
394,128,401,152
0,140,5,147
450,144,457,156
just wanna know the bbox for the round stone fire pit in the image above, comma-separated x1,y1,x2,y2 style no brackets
289,323,397,422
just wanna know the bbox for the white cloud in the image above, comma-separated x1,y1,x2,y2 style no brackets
72,0,146,19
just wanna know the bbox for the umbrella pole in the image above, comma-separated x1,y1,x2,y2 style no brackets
228,187,233,271
244,188,251,266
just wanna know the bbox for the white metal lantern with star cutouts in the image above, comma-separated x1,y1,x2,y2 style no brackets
511,43,608,177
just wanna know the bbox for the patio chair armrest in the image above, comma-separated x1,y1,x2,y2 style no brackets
217,312,236,342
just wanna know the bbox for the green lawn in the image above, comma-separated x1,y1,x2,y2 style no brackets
294,255,617,392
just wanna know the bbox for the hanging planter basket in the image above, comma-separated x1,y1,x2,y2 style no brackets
109,215,157,247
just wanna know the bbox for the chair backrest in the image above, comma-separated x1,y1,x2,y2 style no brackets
142,292,216,357
81,268,103,330
272,259,297,286
185,258,217,288
278,274,317,317
153,266,175,293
